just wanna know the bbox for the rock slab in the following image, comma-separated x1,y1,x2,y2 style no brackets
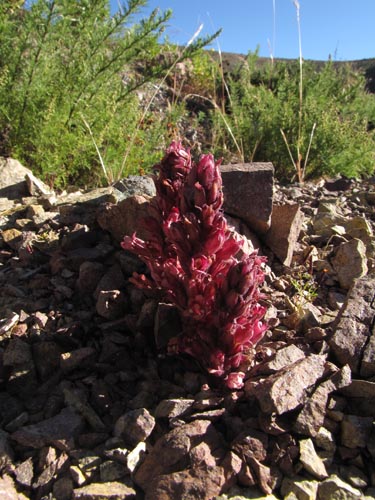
220,163,274,234
330,276,375,373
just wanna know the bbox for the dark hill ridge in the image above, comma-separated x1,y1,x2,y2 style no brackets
212,51,375,92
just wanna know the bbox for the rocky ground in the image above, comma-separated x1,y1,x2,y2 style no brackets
0,157,374,500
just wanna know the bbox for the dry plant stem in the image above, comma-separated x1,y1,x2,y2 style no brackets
280,1,316,184
119,24,204,179
304,122,317,172
82,116,111,185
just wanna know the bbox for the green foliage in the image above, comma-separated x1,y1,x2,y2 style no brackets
0,0,219,187
211,51,375,181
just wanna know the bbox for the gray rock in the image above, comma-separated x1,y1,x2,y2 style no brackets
113,175,156,198
0,474,28,500
99,460,126,482
259,345,305,374
126,442,146,474
72,481,136,499
299,438,328,479
341,415,373,449
57,187,124,207
0,157,33,199
220,163,274,234
317,474,362,499
13,457,33,487
315,427,336,453
332,239,368,289
53,477,74,500
113,408,155,447
247,354,326,414
330,276,375,373
11,407,84,448
313,202,347,239
263,204,304,266
294,365,351,437
281,475,319,500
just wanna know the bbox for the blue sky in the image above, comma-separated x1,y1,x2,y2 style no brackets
110,0,374,61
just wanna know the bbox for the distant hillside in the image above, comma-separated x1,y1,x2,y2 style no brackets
212,51,375,93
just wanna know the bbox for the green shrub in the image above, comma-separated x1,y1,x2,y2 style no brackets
0,0,218,188
211,52,375,181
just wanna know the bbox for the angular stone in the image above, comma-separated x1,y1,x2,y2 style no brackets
134,420,214,490
332,239,368,289
318,475,362,499
97,194,151,242
259,345,305,374
146,466,225,500
263,204,304,266
299,438,328,479
72,482,136,499
11,407,84,448
361,332,375,377
330,276,375,373
63,387,106,432
14,457,34,487
1,228,23,250
231,429,268,462
0,157,33,199
341,415,373,449
25,171,54,197
247,457,274,495
114,408,155,447
220,163,274,234
58,187,123,207
189,442,217,468
294,365,351,437
0,474,28,500
313,202,347,238
281,476,319,500
126,442,146,474
154,398,195,419
248,354,326,414
315,427,336,453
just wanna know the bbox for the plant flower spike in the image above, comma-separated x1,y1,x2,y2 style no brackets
122,142,268,389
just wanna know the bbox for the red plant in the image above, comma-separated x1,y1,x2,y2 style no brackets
122,142,268,388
